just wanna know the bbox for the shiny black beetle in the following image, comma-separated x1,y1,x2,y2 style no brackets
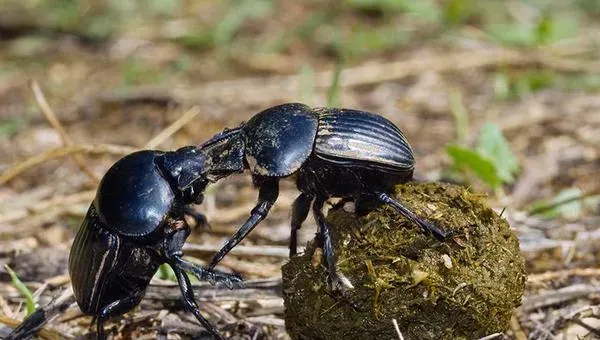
6,150,240,340
186,103,451,291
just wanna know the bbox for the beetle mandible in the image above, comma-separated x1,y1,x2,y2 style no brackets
186,103,452,291
6,149,241,340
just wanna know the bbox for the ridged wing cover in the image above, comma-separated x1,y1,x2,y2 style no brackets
69,205,121,314
244,103,318,176
314,108,415,173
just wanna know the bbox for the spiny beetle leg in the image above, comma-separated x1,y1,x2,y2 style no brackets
164,227,243,289
312,197,354,293
170,263,224,340
376,192,451,241
209,178,279,269
290,193,312,257
95,290,145,340
171,256,243,289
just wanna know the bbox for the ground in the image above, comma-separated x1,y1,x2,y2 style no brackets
0,1,599,339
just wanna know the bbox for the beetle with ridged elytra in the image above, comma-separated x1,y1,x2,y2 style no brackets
5,150,241,340
182,103,452,291
5,102,451,340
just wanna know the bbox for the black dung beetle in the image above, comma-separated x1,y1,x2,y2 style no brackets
184,103,452,291
6,149,241,340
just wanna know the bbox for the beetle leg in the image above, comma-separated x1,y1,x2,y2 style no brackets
164,227,243,289
312,197,354,292
171,256,243,289
376,192,451,241
170,263,225,340
208,178,279,269
4,289,76,340
95,290,145,340
4,309,49,340
290,193,313,256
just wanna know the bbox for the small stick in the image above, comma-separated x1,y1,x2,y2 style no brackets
0,314,68,340
146,278,282,302
0,295,13,319
0,191,95,224
522,284,600,312
392,319,404,340
81,47,600,109
30,80,99,183
144,106,202,149
183,243,291,258
510,315,527,340
2,288,76,340
528,268,600,284
477,333,503,340
0,144,136,186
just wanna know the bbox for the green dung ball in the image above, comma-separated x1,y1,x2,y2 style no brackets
282,183,526,340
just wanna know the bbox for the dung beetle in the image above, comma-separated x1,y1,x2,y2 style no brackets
184,103,452,291
6,149,241,340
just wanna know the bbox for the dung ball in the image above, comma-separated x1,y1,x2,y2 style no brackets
282,183,526,340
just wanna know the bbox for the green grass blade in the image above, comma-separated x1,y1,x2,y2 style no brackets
327,59,343,107
5,264,36,316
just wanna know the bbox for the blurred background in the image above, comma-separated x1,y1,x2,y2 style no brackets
0,0,599,339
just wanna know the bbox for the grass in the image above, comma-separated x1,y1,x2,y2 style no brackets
4,265,36,316
446,97,519,193
326,59,343,107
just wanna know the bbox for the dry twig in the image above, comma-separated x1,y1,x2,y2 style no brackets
522,284,600,312
477,333,503,340
30,80,99,183
79,48,600,109
510,315,528,340
183,243,290,258
528,268,600,284
146,278,282,303
0,191,95,225
144,106,202,149
0,144,136,186
392,318,404,340
0,315,69,340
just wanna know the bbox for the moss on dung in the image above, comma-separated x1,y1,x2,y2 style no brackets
282,183,526,340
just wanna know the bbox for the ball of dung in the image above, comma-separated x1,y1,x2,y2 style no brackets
282,183,526,340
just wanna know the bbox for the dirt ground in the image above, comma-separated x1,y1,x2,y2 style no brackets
0,1,599,339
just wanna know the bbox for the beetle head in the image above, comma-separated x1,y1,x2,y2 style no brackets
155,146,210,200
197,126,245,181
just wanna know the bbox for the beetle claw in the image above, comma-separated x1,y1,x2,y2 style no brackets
324,274,364,312
327,272,355,293
205,270,244,289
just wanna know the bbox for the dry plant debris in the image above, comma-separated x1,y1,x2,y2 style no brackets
1,1,600,339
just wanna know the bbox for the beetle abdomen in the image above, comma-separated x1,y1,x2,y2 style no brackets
69,205,121,314
314,108,415,173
